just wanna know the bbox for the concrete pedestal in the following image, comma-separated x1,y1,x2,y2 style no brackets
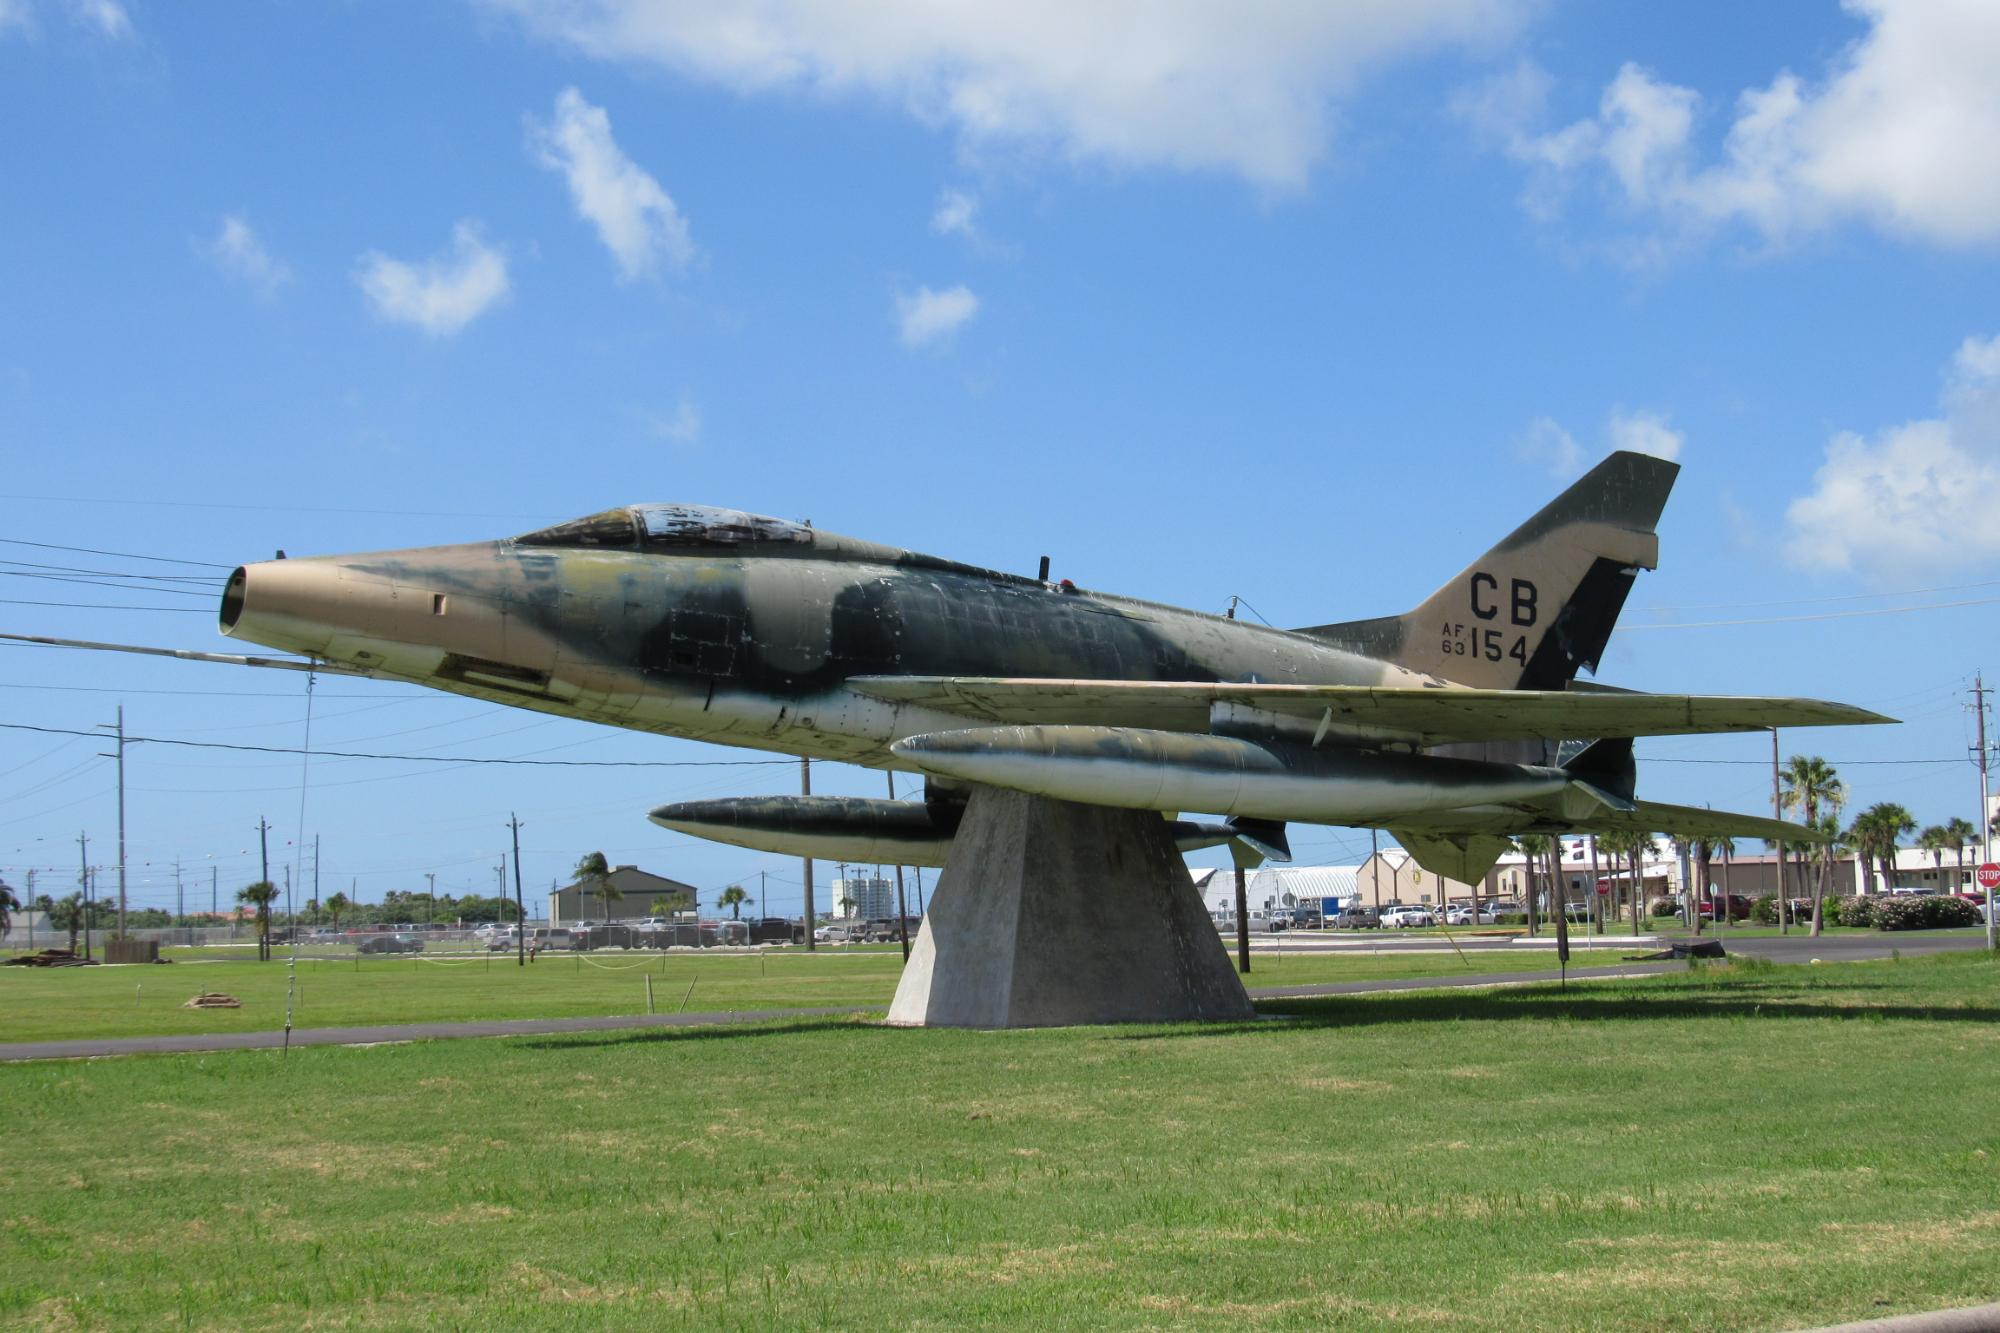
886,786,1256,1028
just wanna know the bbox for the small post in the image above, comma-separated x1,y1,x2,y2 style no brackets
1233,863,1250,974
887,771,911,962
678,974,698,1013
645,973,655,1015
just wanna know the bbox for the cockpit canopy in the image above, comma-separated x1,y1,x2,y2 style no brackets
515,505,815,552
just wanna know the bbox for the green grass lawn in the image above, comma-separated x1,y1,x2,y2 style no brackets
0,953,1994,1330
0,946,1612,1044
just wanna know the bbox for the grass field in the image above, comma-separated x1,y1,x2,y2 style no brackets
0,946,1604,1044
1,953,1995,1329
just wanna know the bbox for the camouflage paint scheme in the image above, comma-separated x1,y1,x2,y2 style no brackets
211,455,1889,880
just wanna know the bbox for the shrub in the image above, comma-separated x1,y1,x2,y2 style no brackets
1649,898,1680,918
1834,896,1875,928
1870,895,1981,931
1751,895,1779,924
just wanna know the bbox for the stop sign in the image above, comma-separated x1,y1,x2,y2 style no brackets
1978,863,2000,891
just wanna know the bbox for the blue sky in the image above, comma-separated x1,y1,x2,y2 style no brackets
4,0,1998,918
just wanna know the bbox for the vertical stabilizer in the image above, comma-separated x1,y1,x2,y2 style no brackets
1297,451,1677,690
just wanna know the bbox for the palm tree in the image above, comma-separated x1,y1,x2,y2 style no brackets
1850,802,1916,896
574,851,613,922
1945,816,1977,889
1514,834,1550,936
325,891,349,928
838,894,857,919
1780,755,1845,936
47,893,84,952
237,880,279,961
716,885,751,920
1918,825,1951,891
0,877,17,938
1712,833,1736,926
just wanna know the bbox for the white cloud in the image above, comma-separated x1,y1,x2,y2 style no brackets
1476,1,2000,248
202,216,291,298
1515,416,1583,477
483,0,1530,189
931,188,977,237
1517,408,1680,478
896,284,978,348
1607,408,1682,461
66,0,128,38
0,0,32,36
648,399,702,444
528,87,694,280
1785,334,2000,576
355,222,510,337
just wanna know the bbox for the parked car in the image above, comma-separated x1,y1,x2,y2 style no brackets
485,930,520,952
1382,906,1436,928
358,933,424,955
1295,907,1324,929
1698,894,1755,921
1443,905,1499,926
1266,909,1295,931
1332,907,1381,929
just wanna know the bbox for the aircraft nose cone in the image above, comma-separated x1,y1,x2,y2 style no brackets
217,557,351,657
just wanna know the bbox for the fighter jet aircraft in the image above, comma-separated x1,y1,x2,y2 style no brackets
7,451,1889,884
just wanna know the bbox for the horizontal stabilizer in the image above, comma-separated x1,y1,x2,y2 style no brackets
1227,817,1291,864
857,675,1892,745
1587,799,1834,845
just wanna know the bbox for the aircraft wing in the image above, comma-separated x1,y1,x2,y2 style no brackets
849,676,1892,745
0,633,372,677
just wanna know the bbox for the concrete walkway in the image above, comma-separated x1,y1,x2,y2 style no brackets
0,962,1684,1062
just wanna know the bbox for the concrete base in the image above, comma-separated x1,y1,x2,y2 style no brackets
886,786,1256,1028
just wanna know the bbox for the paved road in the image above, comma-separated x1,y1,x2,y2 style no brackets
0,1007,860,1063
0,964,1691,1062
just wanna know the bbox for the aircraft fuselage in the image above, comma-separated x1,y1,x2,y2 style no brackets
220,521,1431,768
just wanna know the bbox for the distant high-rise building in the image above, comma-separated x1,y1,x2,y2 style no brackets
830,875,895,920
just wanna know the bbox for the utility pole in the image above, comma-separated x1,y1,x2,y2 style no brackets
97,706,128,938
886,772,910,961
210,865,217,923
425,872,436,923
1233,860,1251,974
1369,828,1381,911
800,757,815,950
1770,729,1788,933
1975,676,1994,952
23,868,34,948
313,834,321,926
257,817,271,891
174,860,183,946
509,814,526,966
76,831,90,960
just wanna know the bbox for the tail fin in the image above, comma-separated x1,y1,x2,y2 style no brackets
1298,450,1677,690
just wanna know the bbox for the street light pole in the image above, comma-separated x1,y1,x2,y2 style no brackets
800,757,815,950
1975,675,1993,952
509,814,527,966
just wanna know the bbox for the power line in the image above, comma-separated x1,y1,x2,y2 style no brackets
0,494,543,521
1,572,219,598
0,536,233,568
0,720,797,769
1622,596,2000,631
1641,577,2000,615
1640,755,1961,766
0,598,212,612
